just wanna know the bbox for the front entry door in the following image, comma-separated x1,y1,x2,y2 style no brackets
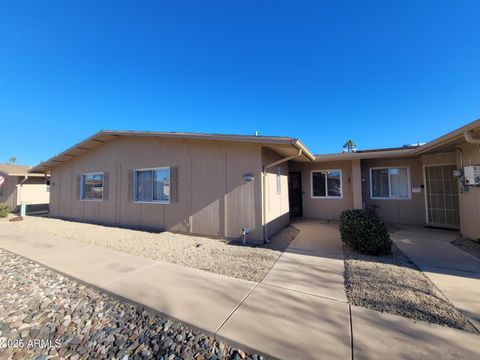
288,172,303,217
424,164,460,228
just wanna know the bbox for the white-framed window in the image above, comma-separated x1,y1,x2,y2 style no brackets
311,170,343,198
81,173,104,201
370,167,411,200
134,167,170,204
276,165,281,194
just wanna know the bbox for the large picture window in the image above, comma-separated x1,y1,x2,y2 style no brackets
370,167,410,199
81,173,104,201
134,167,170,203
311,170,342,198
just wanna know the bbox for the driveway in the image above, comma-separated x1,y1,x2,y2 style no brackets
392,226,480,330
1,220,479,359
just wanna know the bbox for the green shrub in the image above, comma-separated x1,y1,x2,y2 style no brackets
0,203,10,218
339,209,392,255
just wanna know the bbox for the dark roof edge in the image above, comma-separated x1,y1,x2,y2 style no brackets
29,130,316,173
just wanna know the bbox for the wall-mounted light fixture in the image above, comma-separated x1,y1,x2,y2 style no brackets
243,174,254,182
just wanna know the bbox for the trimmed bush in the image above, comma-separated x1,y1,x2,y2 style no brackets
0,203,10,218
340,208,392,255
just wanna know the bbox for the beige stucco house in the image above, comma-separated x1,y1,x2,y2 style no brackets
30,119,480,242
0,164,50,213
30,133,314,243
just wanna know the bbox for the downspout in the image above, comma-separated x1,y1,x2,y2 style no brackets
262,148,303,243
19,175,29,184
455,147,464,168
464,131,480,163
464,131,480,144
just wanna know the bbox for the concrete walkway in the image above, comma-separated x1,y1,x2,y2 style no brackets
351,305,480,360
392,226,480,330
216,220,351,359
0,224,256,335
1,220,480,359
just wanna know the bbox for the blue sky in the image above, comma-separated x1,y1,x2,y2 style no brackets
1,1,479,165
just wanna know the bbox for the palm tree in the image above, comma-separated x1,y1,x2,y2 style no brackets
8,156,16,165
343,140,356,153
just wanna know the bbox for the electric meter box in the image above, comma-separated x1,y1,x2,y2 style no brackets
463,166,480,186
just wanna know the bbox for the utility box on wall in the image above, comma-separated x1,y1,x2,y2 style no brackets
464,166,480,186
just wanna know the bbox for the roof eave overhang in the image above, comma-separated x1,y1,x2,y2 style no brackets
291,139,316,161
9,173,47,177
414,119,480,155
313,149,417,162
29,130,317,173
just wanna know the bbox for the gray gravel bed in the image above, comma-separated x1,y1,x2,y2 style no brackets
451,237,480,260
3,216,298,282
343,244,477,332
0,249,264,360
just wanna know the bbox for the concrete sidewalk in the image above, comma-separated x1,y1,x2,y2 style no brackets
392,226,480,330
1,220,480,359
0,225,256,335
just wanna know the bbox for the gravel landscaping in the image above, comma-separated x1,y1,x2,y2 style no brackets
343,244,477,332
451,237,480,259
0,249,263,360
2,216,298,282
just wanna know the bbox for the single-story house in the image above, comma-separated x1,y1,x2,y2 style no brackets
0,164,50,213
30,119,480,242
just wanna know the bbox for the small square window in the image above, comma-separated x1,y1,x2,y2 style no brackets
370,167,410,199
311,170,342,198
81,173,104,201
134,167,170,203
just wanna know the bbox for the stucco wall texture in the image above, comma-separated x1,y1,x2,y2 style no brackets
456,143,480,239
0,174,49,211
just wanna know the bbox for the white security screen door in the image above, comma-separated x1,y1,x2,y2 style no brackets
424,164,460,228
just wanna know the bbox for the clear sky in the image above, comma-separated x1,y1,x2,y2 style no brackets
1,1,479,165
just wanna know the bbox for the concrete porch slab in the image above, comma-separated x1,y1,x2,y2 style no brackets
391,226,459,243
216,283,351,360
103,260,256,334
351,305,480,360
289,220,343,256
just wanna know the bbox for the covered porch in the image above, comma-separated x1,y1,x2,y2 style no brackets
286,119,480,240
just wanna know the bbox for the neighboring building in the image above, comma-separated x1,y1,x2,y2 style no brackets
0,164,50,213
30,119,480,242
